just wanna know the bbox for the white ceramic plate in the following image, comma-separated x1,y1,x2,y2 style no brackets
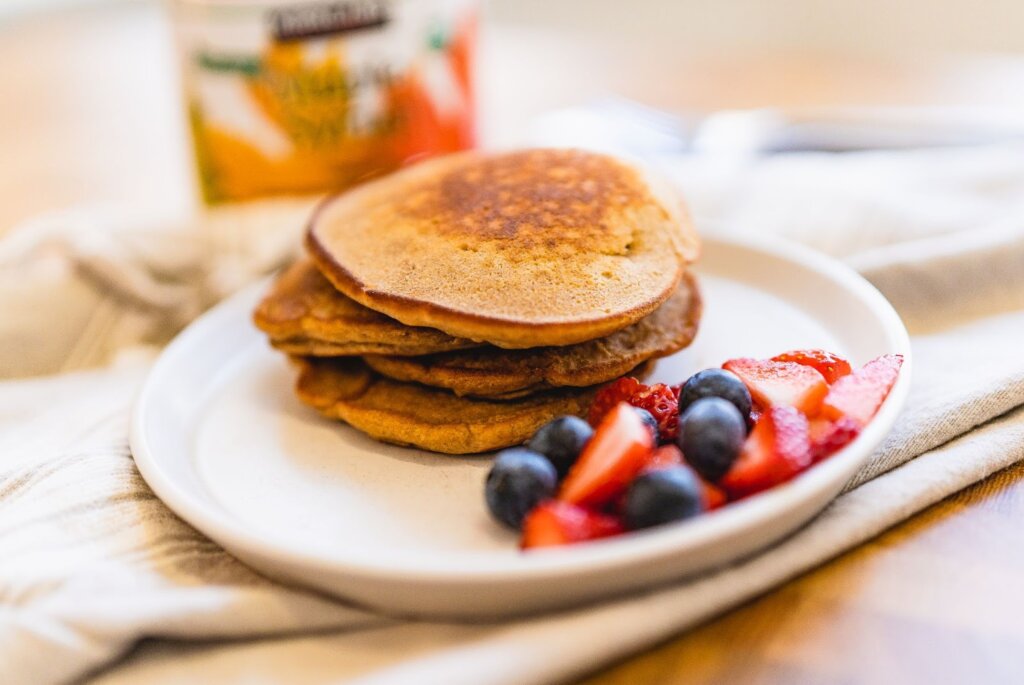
131,233,911,619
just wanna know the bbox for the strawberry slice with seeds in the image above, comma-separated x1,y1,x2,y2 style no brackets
588,377,644,427
643,444,685,471
820,354,904,427
808,417,861,462
723,358,829,415
560,402,655,507
772,349,853,384
521,501,624,549
720,406,812,499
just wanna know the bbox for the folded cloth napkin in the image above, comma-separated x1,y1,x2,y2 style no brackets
3,145,1024,685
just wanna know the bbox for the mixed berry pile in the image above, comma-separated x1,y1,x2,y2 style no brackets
484,349,903,549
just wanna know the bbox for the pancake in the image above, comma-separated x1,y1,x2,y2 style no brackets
293,357,597,454
254,259,478,356
363,271,702,398
269,337,451,357
306,148,700,349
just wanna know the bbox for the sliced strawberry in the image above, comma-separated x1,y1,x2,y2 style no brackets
560,402,654,507
722,358,829,415
808,417,861,462
720,406,812,499
749,404,763,426
588,377,644,427
700,477,728,511
820,354,904,427
521,501,624,549
643,444,684,471
772,349,853,384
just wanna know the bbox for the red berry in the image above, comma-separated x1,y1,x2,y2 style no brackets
820,354,903,427
772,349,853,384
720,406,812,499
630,383,680,442
588,377,644,427
701,479,728,511
643,444,685,471
589,377,679,442
749,403,763,426
521,501,623,549
808,417,861,462
723,358,829,415
561,402,654,507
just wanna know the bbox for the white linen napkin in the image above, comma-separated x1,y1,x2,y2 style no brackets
3,145,1024,685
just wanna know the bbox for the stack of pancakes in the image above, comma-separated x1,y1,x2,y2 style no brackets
254,149,702,454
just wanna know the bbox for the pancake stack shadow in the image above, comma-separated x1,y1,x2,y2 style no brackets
253,149,703,454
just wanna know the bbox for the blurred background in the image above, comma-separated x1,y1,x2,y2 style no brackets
491,0,1024,54
3,0,1024,229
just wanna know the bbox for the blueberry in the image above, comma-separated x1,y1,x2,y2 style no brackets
632,407,660,444
526,415,593,478
485,448,558,529
678,369,752,425
623,466,704,530
678,397,746,482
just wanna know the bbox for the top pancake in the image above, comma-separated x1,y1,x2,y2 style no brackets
307,148,700,349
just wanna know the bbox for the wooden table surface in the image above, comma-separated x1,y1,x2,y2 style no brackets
4,2,1024,683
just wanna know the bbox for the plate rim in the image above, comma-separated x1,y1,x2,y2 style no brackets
130,231,912,584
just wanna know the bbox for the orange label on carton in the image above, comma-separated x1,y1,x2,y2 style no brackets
175,0,477,204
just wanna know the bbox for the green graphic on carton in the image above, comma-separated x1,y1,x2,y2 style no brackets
198,52,261,77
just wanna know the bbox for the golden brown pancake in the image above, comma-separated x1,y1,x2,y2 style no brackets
268,337,448,357
254,259,478,356
293,357,597,454
306,149,700,349
363,272,701,398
